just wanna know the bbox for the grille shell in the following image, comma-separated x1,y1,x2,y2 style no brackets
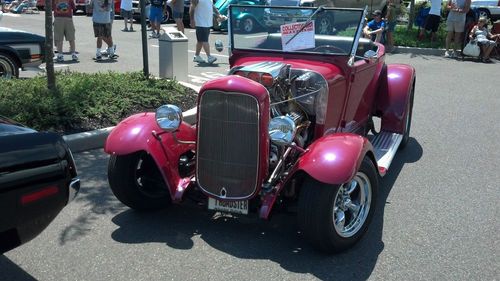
196,90,261,199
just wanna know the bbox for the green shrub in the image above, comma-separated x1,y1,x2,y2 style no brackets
0,71,197,133
394,23,447,48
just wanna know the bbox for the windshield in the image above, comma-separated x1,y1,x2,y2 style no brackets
229,5,365,56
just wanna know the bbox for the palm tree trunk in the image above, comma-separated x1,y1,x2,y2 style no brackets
44,0,56,91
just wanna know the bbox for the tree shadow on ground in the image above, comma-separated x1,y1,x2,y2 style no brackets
58,150,127,245
110,138,423,280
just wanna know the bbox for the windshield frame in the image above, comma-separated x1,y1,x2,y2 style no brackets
228,5,367,58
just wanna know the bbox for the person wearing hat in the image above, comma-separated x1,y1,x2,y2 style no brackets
363,9,386,43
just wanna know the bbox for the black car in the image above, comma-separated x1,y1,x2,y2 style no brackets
0,116,80,253
0,23,45,78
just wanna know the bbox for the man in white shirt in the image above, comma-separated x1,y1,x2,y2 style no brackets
418,0,442,42
189,0,223,64
120,0,133,31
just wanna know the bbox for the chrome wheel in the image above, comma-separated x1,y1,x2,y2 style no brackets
333,172,371,238
316,16,333,35
241,17,255,33
298,157,378,253
478,9,490,19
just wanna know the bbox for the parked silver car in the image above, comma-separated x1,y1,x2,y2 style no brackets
263,0,391,33
471,0,500,20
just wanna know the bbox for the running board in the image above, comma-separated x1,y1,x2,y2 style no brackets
371,131,403,176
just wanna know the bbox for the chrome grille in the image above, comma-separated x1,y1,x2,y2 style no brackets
197,90,260,199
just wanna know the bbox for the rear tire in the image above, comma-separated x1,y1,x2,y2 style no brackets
399,81,415,149
108,152,171,210
478,8,491,19
315,15,334,35
298,157,378,253
240,17,256,33
0,53,19,79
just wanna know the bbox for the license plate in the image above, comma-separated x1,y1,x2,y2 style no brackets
208,198,249,215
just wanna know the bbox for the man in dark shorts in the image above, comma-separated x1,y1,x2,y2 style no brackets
90,0,115,60
120,0,133,31
190,0,224,64
418,0,442,42
171,0,184,34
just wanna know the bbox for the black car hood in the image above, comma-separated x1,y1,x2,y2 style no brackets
0,27,45,45
0,116,36,137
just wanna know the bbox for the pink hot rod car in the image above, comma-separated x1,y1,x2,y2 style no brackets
105,5,415,253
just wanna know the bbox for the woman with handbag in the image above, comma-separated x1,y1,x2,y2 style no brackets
469,16,500,63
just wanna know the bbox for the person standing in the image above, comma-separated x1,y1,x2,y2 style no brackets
190,0,223,64
120,0,133,31
418,0,442,42
90,0,116,60
385,0,400,52
444,0,471,58
149,0,166,38
171,0,184,34
53,0,78,62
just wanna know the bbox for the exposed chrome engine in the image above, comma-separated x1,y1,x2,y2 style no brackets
230,61,328,185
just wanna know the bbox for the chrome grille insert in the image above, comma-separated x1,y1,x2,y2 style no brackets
197,90,260,199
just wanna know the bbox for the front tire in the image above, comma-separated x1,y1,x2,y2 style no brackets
298,157,378,253
108,152,171,210
0,53,19,79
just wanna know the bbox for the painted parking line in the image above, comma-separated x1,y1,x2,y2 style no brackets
244,34,268,39
2,13,21,17
41,64,69,69
149,45,229,58
189,72,226,84
188,50,229,58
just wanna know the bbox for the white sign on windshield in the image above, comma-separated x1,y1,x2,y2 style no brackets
281,21,315,52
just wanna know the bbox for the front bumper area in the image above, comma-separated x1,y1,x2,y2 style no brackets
68,178,80,203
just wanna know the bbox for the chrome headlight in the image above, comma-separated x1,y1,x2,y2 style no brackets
268,116,296,146
155,104,182,132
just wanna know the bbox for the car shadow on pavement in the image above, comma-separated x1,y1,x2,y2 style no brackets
110,138,423,280
0,255,37,281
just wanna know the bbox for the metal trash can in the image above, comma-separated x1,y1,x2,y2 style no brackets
158,27,188,81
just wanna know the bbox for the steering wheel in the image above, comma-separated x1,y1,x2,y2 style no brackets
313,45,347,54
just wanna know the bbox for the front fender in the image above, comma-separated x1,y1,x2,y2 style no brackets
377,64,416,133
297,133,376,185
104,113,196,201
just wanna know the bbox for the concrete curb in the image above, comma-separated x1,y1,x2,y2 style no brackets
63,46,440,153
63,127,115,153
63,107,199,153
393,46,446,56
